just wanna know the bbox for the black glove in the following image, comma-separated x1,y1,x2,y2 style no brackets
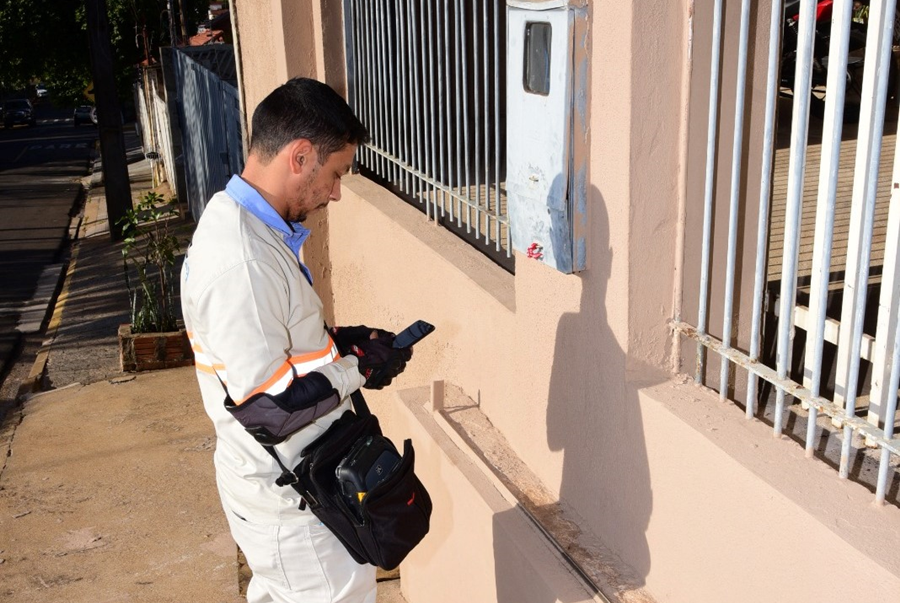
329,325,395,356
345,334,413,390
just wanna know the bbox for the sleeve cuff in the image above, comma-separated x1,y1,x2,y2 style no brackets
314,355,365,399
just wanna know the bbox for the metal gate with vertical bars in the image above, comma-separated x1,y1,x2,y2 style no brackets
675,0,900,505
343,0,512,271
172,46,245,219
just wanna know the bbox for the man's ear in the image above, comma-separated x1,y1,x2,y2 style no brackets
287,139,315,175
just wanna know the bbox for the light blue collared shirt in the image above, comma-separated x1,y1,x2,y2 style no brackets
225,174,313,284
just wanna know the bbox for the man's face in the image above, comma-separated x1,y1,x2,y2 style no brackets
288,143,358,223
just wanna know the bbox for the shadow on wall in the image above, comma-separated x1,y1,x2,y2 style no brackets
493,186,658,601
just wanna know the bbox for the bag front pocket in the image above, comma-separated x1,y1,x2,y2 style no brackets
359,439,432,569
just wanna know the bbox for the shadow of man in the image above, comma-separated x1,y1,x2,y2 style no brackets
493,185,657,602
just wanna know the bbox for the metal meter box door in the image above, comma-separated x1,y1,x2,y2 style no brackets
506,0,588,273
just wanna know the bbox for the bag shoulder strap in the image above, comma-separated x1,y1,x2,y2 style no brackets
262,445,318,510
263,445,300,487
349,389,371,418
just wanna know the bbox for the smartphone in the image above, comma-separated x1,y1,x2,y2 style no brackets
392,320,435,349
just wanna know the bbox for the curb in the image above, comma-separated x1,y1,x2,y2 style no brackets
16,223,83,400
15,155,98,400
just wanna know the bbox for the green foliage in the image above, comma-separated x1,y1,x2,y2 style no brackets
0,0,207,105
118,191,181,333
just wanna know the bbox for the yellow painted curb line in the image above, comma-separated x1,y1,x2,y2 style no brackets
45,243,79,336
17,241,81,398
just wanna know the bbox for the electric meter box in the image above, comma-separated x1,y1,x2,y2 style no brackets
506,0,588,273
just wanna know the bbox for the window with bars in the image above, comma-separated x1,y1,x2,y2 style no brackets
676,0,900,506
343,0,512,272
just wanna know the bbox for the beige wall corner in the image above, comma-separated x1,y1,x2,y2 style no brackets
233,0,346,123
231,0,281,119
275,0,320,80
626,0,686,376
317,0,349,93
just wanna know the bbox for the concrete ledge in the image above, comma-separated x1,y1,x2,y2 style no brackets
393,385,603,603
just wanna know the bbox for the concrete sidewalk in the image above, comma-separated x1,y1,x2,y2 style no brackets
0,136,405,602
0,370,241,603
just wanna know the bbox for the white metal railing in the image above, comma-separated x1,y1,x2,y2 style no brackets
343,0,512,270
152,80,177,192
676,0,900,505
135,68,177,192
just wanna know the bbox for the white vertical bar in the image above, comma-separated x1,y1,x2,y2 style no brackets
746,0,784,418
696,0,724,384
867,108,900,438
409,0,424,202
424,0,435,218
381,0,396,185
775,0,818,436
461,0,472,232
483,0,491,245
349,0,363,163
357,0,367,167
397,0,410,194
837,0,896,478
473,0,482,240
719,0,753,402
371,0,382,175
444,0,455,222
875,311,900,503
366,0,377,170
454,0,464,226
436,1,447,216
358,0,371,167
493,0,502,252
367,0,380,173
803,0,854,452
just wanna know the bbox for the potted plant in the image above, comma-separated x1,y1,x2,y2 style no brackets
116,192,193,371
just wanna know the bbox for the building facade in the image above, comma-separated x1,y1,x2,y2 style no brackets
227,1,900,601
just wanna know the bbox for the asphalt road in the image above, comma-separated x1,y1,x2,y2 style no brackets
0,102,96,377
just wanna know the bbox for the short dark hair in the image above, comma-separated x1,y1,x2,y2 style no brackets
249,78,369,163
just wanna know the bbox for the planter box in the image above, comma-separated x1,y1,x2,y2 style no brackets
119,324,194,372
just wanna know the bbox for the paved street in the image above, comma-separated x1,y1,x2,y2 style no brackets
0,102,95,378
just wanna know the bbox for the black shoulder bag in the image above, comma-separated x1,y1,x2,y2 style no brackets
261,390,432,570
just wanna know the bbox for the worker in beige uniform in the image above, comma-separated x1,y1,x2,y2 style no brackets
181,78,412,603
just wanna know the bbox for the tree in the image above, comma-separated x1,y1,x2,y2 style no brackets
1,0,205,239
0,0,205,106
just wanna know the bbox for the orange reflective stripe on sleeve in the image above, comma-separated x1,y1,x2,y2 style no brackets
190,333,340,405
235,340,340,404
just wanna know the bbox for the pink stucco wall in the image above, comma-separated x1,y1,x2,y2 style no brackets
231,0,900,600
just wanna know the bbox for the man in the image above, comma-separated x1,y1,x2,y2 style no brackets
181,78,410,603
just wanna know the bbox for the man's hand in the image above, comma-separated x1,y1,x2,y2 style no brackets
344,334,413,390
329,325,394,355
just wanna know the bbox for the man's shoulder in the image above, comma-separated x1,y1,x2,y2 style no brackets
185,192,286,291
195,191,244,231
192,192,275,253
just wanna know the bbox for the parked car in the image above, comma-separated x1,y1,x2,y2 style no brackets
35,85,48,98
73,105,94,126
3,99,36,128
